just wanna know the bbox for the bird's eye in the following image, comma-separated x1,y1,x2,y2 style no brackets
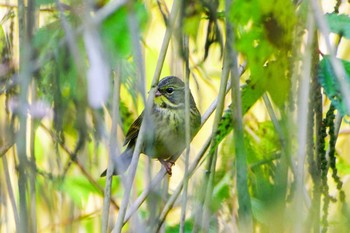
166,87,174,94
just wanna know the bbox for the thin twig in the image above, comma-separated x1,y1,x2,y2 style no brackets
0,141,14,158
180,33,190,233
2,155,20,231
39,123,120,210
154,137,212,232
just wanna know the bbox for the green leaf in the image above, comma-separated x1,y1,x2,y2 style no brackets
326,13,350,39
36,0,55,7
166,220,193,233
251,198,271,226
101,2,148,61
60,176,99,207
229,0,296,107
318,56,350,115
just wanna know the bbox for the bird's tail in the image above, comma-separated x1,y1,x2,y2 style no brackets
100,146,133,177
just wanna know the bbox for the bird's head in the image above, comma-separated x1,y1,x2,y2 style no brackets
154,76,195,109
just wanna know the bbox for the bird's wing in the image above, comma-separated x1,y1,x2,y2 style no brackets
123,111,143,146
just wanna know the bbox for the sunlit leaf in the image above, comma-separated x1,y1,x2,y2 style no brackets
318,55,350,115
326,13,350,39
60,176,99,207
166,220,193,233
229,0,295,107
101,2,148,61
36,0,55,7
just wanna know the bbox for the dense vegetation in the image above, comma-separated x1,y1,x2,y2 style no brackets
1,0,350,232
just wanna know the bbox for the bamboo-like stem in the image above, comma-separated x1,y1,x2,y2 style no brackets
29,84,37,233
180,33,190,233
293,7,314,233
17,0,32,231
27,3,38,229
226,0,253,231
102,72,121,233
126,3,147,231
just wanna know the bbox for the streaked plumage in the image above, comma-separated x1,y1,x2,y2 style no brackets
101,76,201,176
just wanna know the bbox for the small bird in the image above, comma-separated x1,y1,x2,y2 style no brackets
101,76,201,176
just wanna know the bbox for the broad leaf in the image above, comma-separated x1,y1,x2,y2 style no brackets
326,13,350,39
318,56,350,116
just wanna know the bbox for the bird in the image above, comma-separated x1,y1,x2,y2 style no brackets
101,76,201,176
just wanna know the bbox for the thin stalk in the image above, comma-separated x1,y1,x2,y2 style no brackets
294,8,314,233
112,1,181,232
197,46,230,233
154,137,212,233
29,83,37,233
226,0,253,231
306,28,321,233
39,123,120,209
262,94,285,146
27,2,38,227
17,0,33,231
124,170,167,223
180,34,190,233
2,155,20,231
102,73,121,233
158,176,169,233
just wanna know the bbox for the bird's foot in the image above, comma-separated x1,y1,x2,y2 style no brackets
159,159,174,176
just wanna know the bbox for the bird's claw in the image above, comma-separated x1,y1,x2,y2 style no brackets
159,159,174,176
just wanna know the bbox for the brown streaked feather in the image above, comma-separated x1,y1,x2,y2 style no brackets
123,111,143,146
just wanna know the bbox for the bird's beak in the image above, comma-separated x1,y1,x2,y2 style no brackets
155,90,162,97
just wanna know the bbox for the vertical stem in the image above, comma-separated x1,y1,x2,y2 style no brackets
102,72,121,233
27,0,37,232
29,83,37,233
17,0,33,232
294,7,314,233
226,0,253,231
200,51,230,233
180,34,190,233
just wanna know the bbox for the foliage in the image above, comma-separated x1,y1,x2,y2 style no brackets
1,0,350,233
319,55,350,115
